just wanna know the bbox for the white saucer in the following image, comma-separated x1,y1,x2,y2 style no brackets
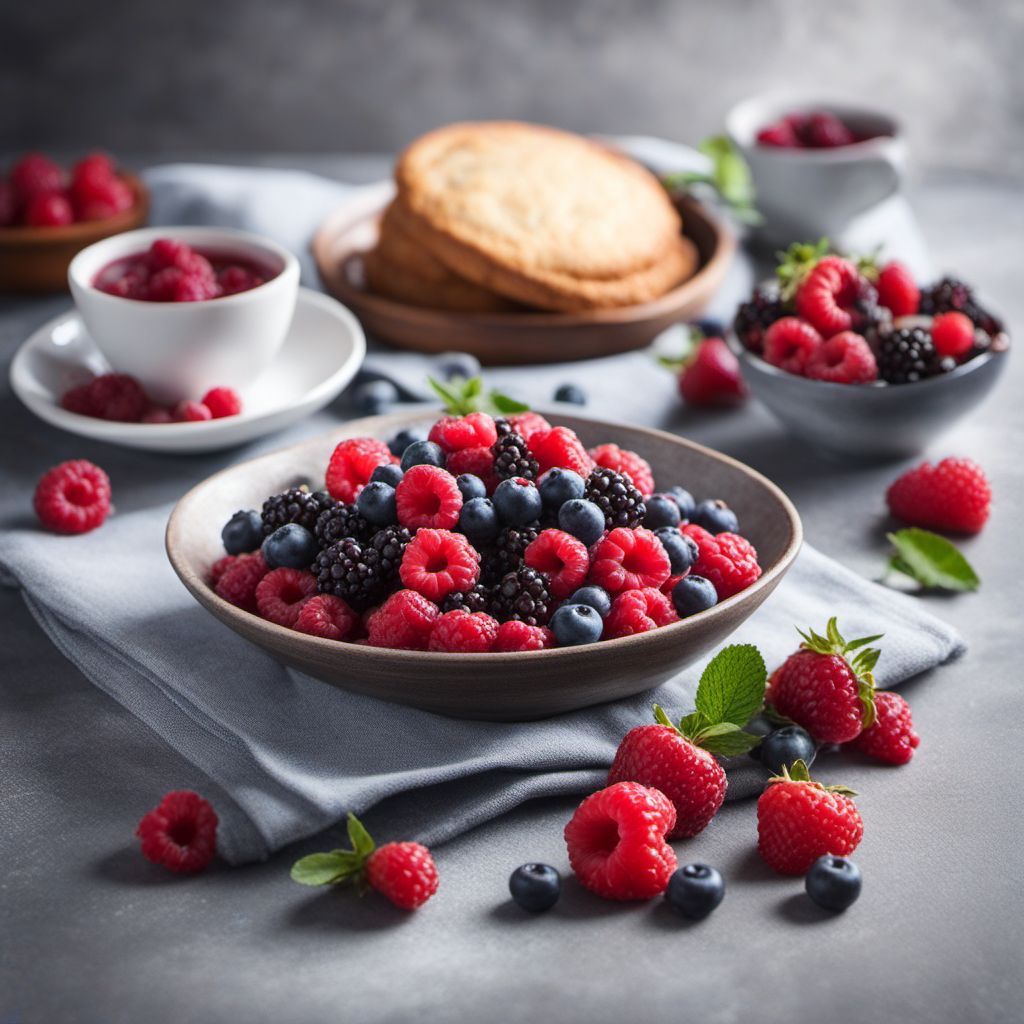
9,288,366,453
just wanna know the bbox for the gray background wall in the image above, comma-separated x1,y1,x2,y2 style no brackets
3,0,1022,176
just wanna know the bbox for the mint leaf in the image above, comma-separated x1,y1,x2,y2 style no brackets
490,391,530,414
346,812,376,860
695,722,762,757
886,529,980,592
693,644,767,728
677,709,709,740
427,375,472,415
663,136,762,226
290,851,358,886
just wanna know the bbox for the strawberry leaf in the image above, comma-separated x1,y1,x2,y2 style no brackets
886,529,980,592
290,851,361,887
693,644,767,728
346,812,376,860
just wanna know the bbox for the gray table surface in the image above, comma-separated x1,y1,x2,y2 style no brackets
2,159,1022,1024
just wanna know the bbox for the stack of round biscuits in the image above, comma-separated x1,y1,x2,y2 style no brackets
363,122,698,314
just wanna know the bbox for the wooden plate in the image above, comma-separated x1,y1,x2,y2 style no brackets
0,174,149,293
166,410,802,721
311,184,735,365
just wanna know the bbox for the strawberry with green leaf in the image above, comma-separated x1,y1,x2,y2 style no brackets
658,326,747,408
766,617,882,745
608,644,767,838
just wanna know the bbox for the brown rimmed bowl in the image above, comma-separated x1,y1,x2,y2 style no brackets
165,411,802,721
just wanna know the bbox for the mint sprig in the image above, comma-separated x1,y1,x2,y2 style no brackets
663,136,762,227
291,812,376,889
885,528,980,593
657,643,767,757
427,375,529,417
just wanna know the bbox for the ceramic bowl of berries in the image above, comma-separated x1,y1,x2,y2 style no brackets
165,409,802,720
0,151,150,293
69,226,300,404
728,242,1010,460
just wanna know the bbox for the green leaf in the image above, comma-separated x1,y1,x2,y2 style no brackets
663,137,763,226
886,529,980,592
677,710,709,741
696,723,763,757
346,812,376,860
489,391,530,414
427,375,471,415
693,644,767,728
290,851,359,887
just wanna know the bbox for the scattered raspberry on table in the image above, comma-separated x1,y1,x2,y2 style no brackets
33,459,112,534
136,790,219,874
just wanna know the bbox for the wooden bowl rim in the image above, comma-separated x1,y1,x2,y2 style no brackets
166,410,803,666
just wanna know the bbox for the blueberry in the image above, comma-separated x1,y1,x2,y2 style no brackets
435,350,481,382
672,575,718,618
744,714,777,761
645,494,682,530
805,855,862,912
550,603,603,646
493,478,542,526
669,486,696,521
370,463,404,488
388,427,425,458
567,585,612,618
221,509,263,554
554,383,587,405
400,440,446,471
693,499,739,535
665,864,725,920
558,498,605,546
356,481,397,526
509,863,561,912
262,523,318,570
456,473,487,501
655,528,698,575
538,467,585,510
351,379,399,416
759,725,816,775
694,317,725,338
458,497,500,544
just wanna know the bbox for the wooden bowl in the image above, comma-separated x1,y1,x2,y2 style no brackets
311,185,735,365
166,411,802,721
0,174,149,293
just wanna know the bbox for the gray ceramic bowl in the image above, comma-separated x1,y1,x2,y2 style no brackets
729,335,1010,461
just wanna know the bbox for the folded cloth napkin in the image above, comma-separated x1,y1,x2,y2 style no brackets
0,145,957,864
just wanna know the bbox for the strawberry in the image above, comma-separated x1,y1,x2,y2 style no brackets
661,333,747,408
766,617,882,744
756,760,863,874
886,457,991,535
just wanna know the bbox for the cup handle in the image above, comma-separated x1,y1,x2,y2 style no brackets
846,142,907,218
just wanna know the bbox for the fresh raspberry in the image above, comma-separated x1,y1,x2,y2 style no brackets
428,609,499,652
507,411,552,442
762,317,822,375
589,527,671,594
756,122,800,147
931,311,975,359
494,620,555,652
681,524,761,600
528,426,593,477
71,151,115,190
805,331,878,384
445,445,498,492
603,588,677,639
588,443,655,496
86,373,148,422
679,337,747,407
795,256,867,337
756,761,863,874
173,400,213,422
563,781,677,900
73,175,134,221
141,407,173,424
399,529,480,601
24,191,74,227
366,589,439,650
428,412,497,452
366,842,440,909
766,617,880,744
803,111,856,148
255,568,317,627
209,554,238,584
219,265,265,295
147,238,213,276
201,387,243,419
10,153,65,201
149,267,219,303
876,261,920,317
293,594,357,641
885,457,991,534
851,691,920,764
33,459,111,534
60,383,98,417
608,716,726,839
395,464,463,530
214,552,268,611
524,529,589,598
326,437,395,503
136,790,218,874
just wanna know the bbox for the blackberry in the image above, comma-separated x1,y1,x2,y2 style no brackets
312,538,381,610
314,503,372,547
493,417,514,438
441,584,492,614
492,430,539,481
876,327,942,384
920,276,1004,337
261,487,334,536
849,278,890,340
363,525,412,593
490,566,553,626
584,467,645,529
733,282,785,353
482,524,540,584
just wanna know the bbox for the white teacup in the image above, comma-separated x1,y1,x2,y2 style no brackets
726,94,907,245
69,226,300,404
